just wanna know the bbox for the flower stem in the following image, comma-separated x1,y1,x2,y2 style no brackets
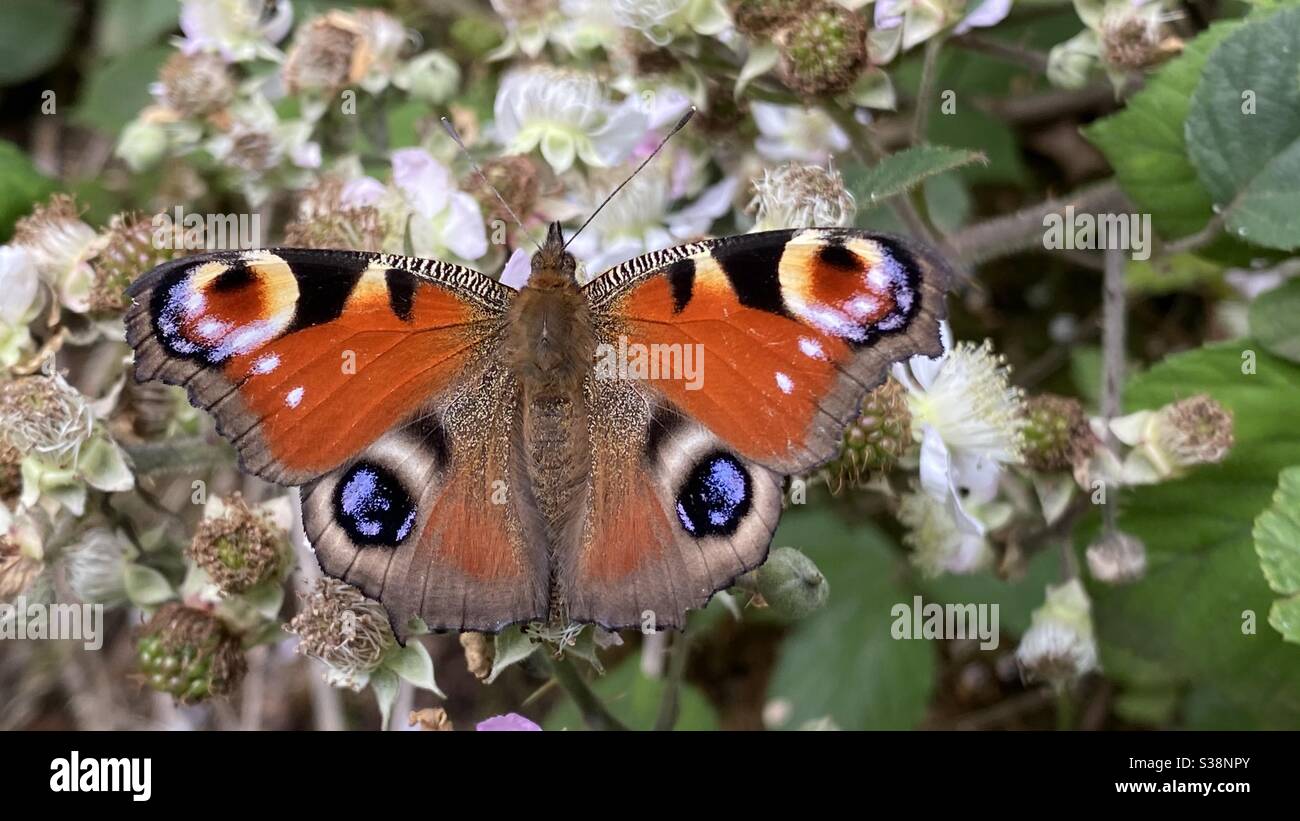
912,35,946,146
653,629,693,731
546,654,629,731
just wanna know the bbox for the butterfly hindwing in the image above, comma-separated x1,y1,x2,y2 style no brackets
300,361,549,637
586,228,949,475
125,248,513,485
561,377,782,630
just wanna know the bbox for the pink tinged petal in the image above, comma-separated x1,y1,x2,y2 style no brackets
590,101,651,166
392,148,450,218
670,176,738,234
476,713,542,731
442,192,489,260
291,141,322,169
500,247,532,290
340,177,386,208
0,246,39,325
262,0,294,44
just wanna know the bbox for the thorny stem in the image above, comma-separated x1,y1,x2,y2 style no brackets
653,629,693,731
546,654,629,731
1161,212,1226,256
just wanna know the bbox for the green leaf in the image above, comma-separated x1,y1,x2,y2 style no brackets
1186,7,1300,250
72,46,172,135
1253,466,1300,643
1249,279,1300,363
0,0,79,85
123,562,174,607
1091,342,1300,727
485,626,538,684
369,667,400,730
94,0,179,57
1125,253,1225,296
845,145,985,214
0,140,55,241
1083,21,1240,239
542,658,718,731
383,640,444,697
765,509,935,730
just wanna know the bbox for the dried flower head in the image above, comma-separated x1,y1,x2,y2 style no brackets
1158,394,1234,467
88,212,180,314
1086,530,1147,584
188,493,286,595
135,602,247,703
12,194,100,312
748,161,855,231
287,579,396,690
460,631,494,680
283,12,366,92
1100,5,1182,72
774,4,868,97
283,176,385,251
156,51,234,117
409,707,454,731
729,0,802,36
460,155,542,231
1021,393,1095,473
0,517,45,600
0,439,21,502
0,373,95,467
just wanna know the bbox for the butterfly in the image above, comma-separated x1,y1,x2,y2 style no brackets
124,218,948,639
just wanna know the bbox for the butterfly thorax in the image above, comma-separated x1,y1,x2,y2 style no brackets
504,236,595,622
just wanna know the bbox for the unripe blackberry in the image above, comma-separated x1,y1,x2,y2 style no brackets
1021,394,1094,472
135,602,246,703
824,378,911,488
89,212,179,314
774,5,868,98
188,493,288,595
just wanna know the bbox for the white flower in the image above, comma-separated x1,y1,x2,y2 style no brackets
499,247,532,290
752,102,849,164
566,163,736,277
611,0,730,46
179,0,293,62
871,0,953,62
897,488,993,576
494,67,649,173
388,148,489,261
748,162,856,232
955,0,1014,34
1016,579,1100,686
893,323,1024,524
11,196,99,314
0,246,38,320
206,95,321,205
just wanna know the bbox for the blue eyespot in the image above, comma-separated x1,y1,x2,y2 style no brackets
334,462,416,546
675,452,751,538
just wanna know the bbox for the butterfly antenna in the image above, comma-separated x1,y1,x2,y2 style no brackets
440,116,542,252
564,106,696,250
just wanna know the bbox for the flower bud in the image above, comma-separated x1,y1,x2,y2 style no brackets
62,527,133,605
1021,393,1095,473
774,5,868,98
1015,579,1099,687
755,546,829,619
187,493,289,595
287,580,396,690
1085,530,1147,584
116,118,169,173
393,51,461,104
823,377,910,489
135,602,246,703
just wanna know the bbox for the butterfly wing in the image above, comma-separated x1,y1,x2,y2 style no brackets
585,228,949,474
126,249,548,634
125,248,513,485
564,229,948,628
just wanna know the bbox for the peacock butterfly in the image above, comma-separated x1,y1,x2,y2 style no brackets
124,131,949,639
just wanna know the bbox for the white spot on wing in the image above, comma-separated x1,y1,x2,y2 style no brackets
775,372,794,394
252,353,280,374
798,337,825,360
285,386,304,408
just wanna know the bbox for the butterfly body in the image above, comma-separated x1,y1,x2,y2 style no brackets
126,224,948,638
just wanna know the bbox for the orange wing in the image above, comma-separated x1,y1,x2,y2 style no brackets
125,248,512,485
585,228,949,475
